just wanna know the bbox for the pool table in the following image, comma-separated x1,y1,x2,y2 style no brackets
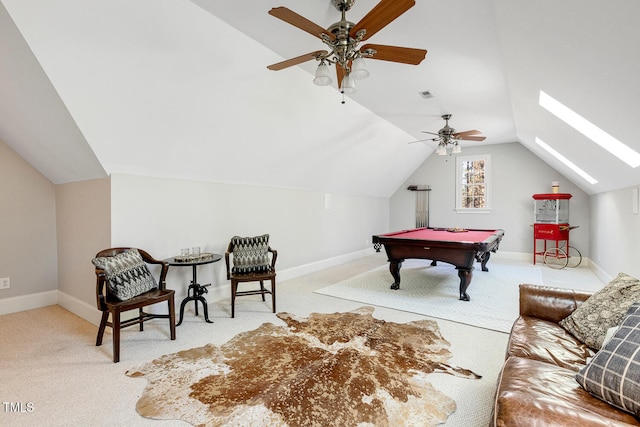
372,227,505,301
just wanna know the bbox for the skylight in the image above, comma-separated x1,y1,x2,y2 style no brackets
535,137,598,185
539,91,640,168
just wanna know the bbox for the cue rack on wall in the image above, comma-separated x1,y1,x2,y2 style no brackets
407,185,431,228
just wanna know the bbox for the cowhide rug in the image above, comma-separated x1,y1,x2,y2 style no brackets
126,306,480,426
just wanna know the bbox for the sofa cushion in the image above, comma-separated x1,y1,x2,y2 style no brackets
231,234,271,274
507,315,595,371
92,249,157,300
559,272,640,349
576,303,640,417
493,357,640,426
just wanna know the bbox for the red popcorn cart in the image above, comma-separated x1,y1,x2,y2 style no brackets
532,193,581,268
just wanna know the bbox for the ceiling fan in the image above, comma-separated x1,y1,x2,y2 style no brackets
266,0,427,92
411,114,486,155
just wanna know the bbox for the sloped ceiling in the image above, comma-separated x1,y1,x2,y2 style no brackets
0,0,638,197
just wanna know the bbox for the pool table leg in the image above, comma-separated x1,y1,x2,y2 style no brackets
477,251,491,272
389,260,403,290
457,268,473,301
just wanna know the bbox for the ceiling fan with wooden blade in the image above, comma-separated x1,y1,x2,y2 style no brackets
267,50,328,71
350,0,416,41
424,114,487,142
268,7,335,42
267,0,427,91
410,114,486,154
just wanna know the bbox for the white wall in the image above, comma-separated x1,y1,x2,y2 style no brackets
390,142,591,257
590,186,640,280
110,174,389,299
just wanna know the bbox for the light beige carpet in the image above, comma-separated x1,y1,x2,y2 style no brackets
126,306,481,427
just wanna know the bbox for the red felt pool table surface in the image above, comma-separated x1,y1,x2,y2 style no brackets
378,228,500,244
372,227,505,301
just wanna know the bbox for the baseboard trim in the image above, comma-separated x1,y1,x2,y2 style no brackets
277,248,376,282
587,260,614,284
495,250,592,265
1,249,610,320
205,248,376,303
57,290,102,326
0,290,58,316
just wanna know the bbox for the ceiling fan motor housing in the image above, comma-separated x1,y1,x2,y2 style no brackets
332,0,356,12
439,114,455,138
328,20,355,39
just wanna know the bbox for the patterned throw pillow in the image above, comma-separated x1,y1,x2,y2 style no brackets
92,249,157,300
576,302,640,417
559,272,640,349
231,234,271,274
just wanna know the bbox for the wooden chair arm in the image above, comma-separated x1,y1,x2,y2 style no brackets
94,247,170,294
95,270,107,310
136,248,169,290
225,251,232,279
269,247,278,269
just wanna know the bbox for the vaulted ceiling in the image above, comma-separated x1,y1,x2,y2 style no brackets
1,0,638,197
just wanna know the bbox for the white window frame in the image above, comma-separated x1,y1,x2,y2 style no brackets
455,154,492,213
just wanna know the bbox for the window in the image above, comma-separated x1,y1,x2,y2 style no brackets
456,154,491,213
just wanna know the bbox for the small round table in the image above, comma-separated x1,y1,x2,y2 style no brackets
165,254,222,326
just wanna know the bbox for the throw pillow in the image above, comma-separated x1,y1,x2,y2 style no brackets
231,234,271,274
92,249,157,300
576,302,640,417
559,272,640,349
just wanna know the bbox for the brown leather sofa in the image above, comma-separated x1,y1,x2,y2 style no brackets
491,284,640,426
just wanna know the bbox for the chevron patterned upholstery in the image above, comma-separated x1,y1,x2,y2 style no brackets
230,234,271,274
92,248,157,300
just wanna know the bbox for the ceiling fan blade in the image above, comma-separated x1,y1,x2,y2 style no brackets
361,44,427,65
269,7,335,41
267,50,328,71
458,135,487,141
408,138,436,144
421,131,440,136
454,130,482,137
335,63,346,88
351,0,415,41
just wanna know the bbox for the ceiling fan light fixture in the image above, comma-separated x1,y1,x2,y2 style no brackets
313,62,333,86
341,74,357,94
452,142,461,153
351,56,370,80
436,143,447,156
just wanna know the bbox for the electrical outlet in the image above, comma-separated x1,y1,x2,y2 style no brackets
0,277,10,289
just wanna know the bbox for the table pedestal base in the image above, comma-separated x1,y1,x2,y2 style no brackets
177,282,213,326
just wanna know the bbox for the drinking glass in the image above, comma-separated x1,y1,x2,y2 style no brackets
191,247,200,259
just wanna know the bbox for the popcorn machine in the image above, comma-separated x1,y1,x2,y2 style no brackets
532,193,581,268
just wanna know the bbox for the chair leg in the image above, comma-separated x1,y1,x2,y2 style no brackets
112,312,121,363
168,298,176,340
139,308,144,331
231,280,237,318
96,311,109,346
271,278,276,313
259,280,266,301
